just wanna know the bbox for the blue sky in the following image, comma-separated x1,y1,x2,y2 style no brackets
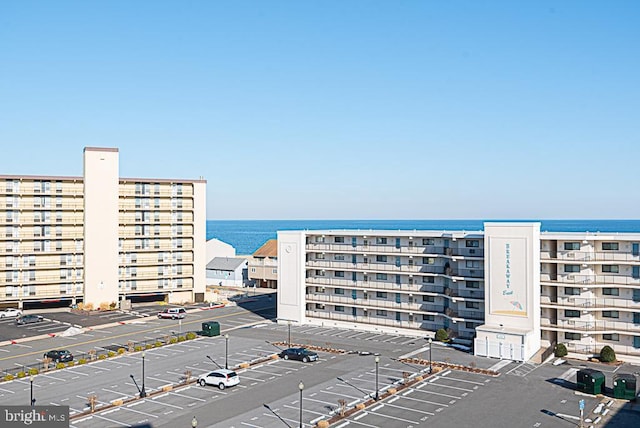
1,1,638,220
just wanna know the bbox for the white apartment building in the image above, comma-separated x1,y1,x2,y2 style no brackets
278,223,640,362
0,147,207,310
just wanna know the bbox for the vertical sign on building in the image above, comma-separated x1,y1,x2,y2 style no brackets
490,237,527,317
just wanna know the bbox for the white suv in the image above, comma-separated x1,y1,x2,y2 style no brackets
157,307,186,319
197,369,240,390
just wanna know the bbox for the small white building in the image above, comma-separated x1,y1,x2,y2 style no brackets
206,257,247,287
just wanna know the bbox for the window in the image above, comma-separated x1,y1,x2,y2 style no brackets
316,253,325,260
334,271,344,278
602,265,619,273
422,295,435,302
564,242,580,250
423,314,435,321
465,240,479,248
376,237,387,245
634,313,640,324
422,238,434,245
422,276,435,284
376,255,387,263
334,288,345,295
466,260,481,269
465,322,476,329
465,301,480,309
565,332,581,340
564,287,580,295
316,270,325,277
466,281,480,289
564,265,580,273
423,257,435,265
602,311,619,318
335,305,345,312
565,310,580,318
334,254,345,261
375,309,387,316
376,273,387,280
376,291,388,299
602,288,619,296
603,334,620,341
315,303,325,309
602,242,619,251
334,236,344,243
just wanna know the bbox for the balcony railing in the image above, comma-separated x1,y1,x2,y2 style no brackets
564,341,640,357
539,296,640,310
540,318,640,334
540,273,640,286
305,309,425,330
305,243,484,257
541,250,640,262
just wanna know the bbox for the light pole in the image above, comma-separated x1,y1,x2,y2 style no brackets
191,416,198,427
30,375,35,406
428,338,433,373
298,381,304,428
374,356,380,400
225,333,229,369
140,351,147,398
288,321,292,347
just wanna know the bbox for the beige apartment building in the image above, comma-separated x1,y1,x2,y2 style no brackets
278,223,640,362
1,147,207,310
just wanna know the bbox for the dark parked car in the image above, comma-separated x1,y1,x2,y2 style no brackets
15,314,44,325
44,350,73,363
278,347,319,363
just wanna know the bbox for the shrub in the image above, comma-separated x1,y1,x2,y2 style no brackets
145,344,154,350
117,348,126,355
185,332,196,340
107,351,116,357
600,345,616,363
67,361,75,367
155,341,163,348
28,368,39,376
134,346,143,352
177,336,186,342
98,354,107,360
4,374,15,381
17,371,26,378
554,343,568,358
435,329,449,342
78,358,87,365
169,337,178,344
56,362,66,369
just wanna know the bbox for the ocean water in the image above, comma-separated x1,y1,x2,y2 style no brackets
206,219,640,256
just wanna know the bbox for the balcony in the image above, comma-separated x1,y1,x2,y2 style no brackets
305,243,484,258
541,250,640,263
540,318,640,334
539,296,640,310
540,273,640,287
305,309,425,331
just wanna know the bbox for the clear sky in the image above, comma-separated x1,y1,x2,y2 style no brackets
1,1,638,220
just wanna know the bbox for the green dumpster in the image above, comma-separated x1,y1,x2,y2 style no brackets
576,369,605,395
202,321,220,337
613,374,637,401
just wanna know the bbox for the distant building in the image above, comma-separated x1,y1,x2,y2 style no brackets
0,147,207,309
248,239,277,288
206,257,247,287
206,238,236,260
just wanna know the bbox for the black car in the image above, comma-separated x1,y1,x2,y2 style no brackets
44,350,73,363
278,348,319,363
15,314,44,325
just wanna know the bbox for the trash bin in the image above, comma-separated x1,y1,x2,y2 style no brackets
576,369,605,395
613,374,637,400
201,321,220,337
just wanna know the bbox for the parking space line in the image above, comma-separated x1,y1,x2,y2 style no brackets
168,390,208,401
89,411,131,426
441,375,486,386
117,404,158,418
283,403,327,417
412,386,460,399
321,388,363,401
150,395,184,409
0,387,15,394
397,390,449,407
248,368,284,377
427,382,473,393
367,404,421,424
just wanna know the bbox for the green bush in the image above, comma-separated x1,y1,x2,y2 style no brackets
145,344,154,350
98,354,107,360
134,346,143,352
600,345,616,363
185,332,196,340
107,351,116,357
56,362,66,369
78,358,87,365
435,328,449,342
67,361,75,367
177,336,186,342
117,348,126,355
169,337,178,344
17,371,26,378
3,374,14,381
155,341,163,348
28,368,39,376
554,343,568,358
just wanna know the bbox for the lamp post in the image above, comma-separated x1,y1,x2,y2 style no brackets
191,416,198,427
140,351,147,398
298,381,304,428
30,375,35,406
225,333,230,369
288,321,292,347
428,338,433,374
374,356,380,401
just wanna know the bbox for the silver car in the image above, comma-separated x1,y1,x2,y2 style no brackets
197,369,240,390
